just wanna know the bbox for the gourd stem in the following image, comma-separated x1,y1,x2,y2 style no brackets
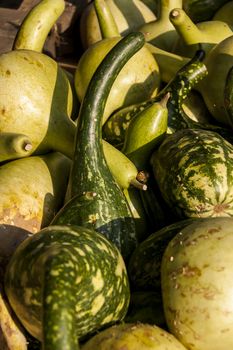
94,0,120,39
42,248,80,350
159,0,183,20
0,133,32,162
130,178,147,191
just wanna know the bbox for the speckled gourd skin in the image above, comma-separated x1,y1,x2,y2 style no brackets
52,33,147,261
151,128,233,219
4,225,130,348
161,217,233,350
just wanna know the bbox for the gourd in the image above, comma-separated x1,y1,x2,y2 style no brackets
0,49,75,158
224,65,233,120
125,290,166,327
197,35,233,126
170,7,233,57
213,0,233,26
121,92,169,170
79,0,156,49
150,128,233,219
52,33,147,261
183,0,230,22
75,0,160,124
128,218,203,292
81,323,188,350
4,225,130,349
138,0,182,51
123,187,150,242
103,50,208,147
13,0,65,52
161,217,233,350
0,152,71,233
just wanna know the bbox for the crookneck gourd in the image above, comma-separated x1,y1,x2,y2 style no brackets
52,33,148,261
170,7,233,57
13,0,65,52
4,225,130,350
151,128,233,219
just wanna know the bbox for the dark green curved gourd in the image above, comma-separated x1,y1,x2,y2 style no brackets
5,225,130,350
102,50,208,147
183,0,230,22
151,128,233,219
51,32,146,261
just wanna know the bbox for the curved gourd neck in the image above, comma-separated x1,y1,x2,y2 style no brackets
13,0,65,52
169,8,207,44
94,0,120,39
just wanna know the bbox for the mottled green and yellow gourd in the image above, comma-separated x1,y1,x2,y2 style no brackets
4,225,130,350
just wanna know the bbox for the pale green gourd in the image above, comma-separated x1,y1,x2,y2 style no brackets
79,0,156,49
170,7,233,56
75,0,160,124
13,0,65,52
138,0,183,51
0,152,71,233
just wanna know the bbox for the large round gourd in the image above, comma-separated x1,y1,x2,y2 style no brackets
161,217,233,350
4,225,130,348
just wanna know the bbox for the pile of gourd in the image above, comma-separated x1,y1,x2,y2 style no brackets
1,0,233,349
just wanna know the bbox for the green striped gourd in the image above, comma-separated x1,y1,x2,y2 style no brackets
52,33,147,261
128,218,203,292
151,128,233,219
4,225,130,349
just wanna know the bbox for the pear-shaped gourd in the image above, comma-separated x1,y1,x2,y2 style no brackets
74,37,160,124
213,0,233,26
0,49,75,157
81,323,188,350
170,8,233,56
0,152,71,233
122,92,169,170
79,0,156,49
138,0,183,51
161,217,233,350
197,35,233,126
4,225,130,349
